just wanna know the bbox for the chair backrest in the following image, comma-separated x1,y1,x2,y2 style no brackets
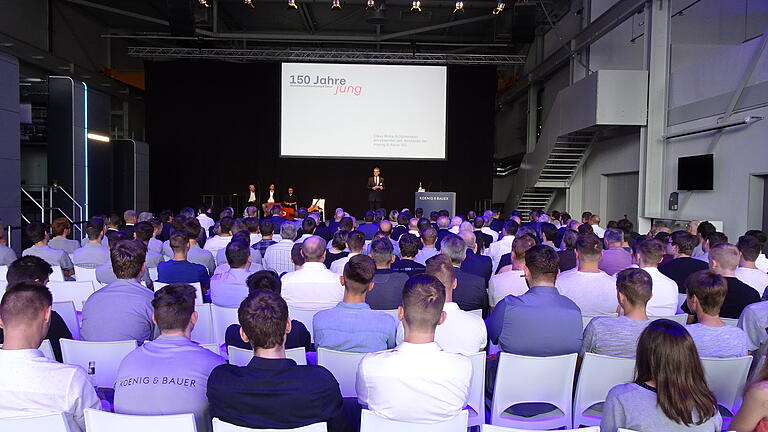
213,418,327,431
85,408,196,432
466,351,486,426
48,281,96,312
148,266,159,281
153,281,203,305
39,339,55,361
60,339,138,388
0,412,72,431
380,309,399,320
701,356,753,415
53,300,81,340
360,409,468,432
581,314,618,329
721,318,739,326
0,264,7,281
316,348,367,398
228,346,307,367
469,309,483,317
191,303,213,344
491,353,577,428
200,343,221,356
211,304,239,346
74,266,98,283
573,353,636,426
49,265,65,282
288,307,323,343
650,314,688,325
482,426,599,432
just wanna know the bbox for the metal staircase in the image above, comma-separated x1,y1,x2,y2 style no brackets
505,70,649,215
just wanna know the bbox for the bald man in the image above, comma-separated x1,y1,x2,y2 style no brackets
281,236,344,310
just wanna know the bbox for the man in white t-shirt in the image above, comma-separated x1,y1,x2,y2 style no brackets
197,205,215,234
589,214,605,238
556,234,618,316
635,238,679,316
330,231,365,275
396,254,486,355
488,234,536,306
735,235,768,297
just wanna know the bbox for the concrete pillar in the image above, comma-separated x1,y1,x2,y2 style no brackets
0,53,21,253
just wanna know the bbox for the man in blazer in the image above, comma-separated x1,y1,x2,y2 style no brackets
367,167,385,210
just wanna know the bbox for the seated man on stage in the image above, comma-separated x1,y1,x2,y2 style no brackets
261,184,279,217
283,187,298,211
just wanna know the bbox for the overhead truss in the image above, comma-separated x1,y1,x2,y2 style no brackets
127,46,526,65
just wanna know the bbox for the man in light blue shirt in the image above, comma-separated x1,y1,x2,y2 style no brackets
313,254,397,352
210,239,253,307
114,283,225,432
22,222,74,277
73,221,110,268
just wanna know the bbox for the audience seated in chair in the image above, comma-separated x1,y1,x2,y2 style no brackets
600,319,721,432
48,217,80,255
390,233,425,277
0,282,100,431
157,230,210,293
134,221,164,270
81,240,157,342
114,283,224,432
281,236,344,310
215,220,262,268
22,222,74,278
264,222,298,274
324,230,350,269
581,268,652,359
556,234,619,316
356,273,472,423
459,230,492,284
365,238,409,310
599,228,634,276
203,216,234,253
634,238,679,316
684,270,750,358
414,227,439,266
556,229,578,272
441,234,488,316
72,220,109,269
183,217,216,275
488,220,517,274
488,235,536,307
330,230,364,274
735,234,768,297
658,230,709,293
210,238,253,307
207,289,349,431
313,254,397,352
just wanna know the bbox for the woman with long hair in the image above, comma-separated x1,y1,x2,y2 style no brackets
731,359,768,431
601,319,721,432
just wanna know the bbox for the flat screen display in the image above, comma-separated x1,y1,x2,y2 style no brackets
677,154,714,190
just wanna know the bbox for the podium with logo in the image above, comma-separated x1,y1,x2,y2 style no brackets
415,192,456,217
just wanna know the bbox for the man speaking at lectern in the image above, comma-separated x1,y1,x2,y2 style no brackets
367,167,385,210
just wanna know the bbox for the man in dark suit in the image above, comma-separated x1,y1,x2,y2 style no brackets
489,209,504,233
391,233,426,277
472,218,493,252
367,167,385,210
391,213,409,241
435,216,451,251
441,233,489,317
459,230,492,284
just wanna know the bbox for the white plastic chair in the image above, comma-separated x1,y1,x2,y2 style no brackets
213,418,327,431
677,293,688,313
200,343,221,356
573,353,636,426
469,309,483,317
48,280,96,312
701,356,752,424
381,309,400,320
75,266,99,284
85,408,196,432
191,303,213,344
0,412,72,431
50,265,65,281
360,409,468,431
211,304,239,346
722,318,739,326
153,281,203,305
39,339,55,361
650,314,688,325
490,352,577,429
228,345,307,366
288,307,324,343
148,266,159,281
467,351,486,427
60,339,138,388
0,264,7,281
581,314,618,329
53,300,81,340
317,348,367,398
482,426,599,432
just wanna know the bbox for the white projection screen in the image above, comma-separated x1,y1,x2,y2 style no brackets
280,63,447,160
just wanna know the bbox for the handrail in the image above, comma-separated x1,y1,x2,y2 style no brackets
54,185,84,238
21,187,45,222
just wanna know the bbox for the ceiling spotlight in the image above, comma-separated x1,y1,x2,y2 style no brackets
366,0,375,8
198,0,211,6
410,0,421,12
287,0,298,8
331,0,341,9
493,0,505,14
453,0,463,13
244,0,254,7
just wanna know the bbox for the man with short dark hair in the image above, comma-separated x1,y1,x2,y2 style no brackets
693,221,716,257
73,220,110,268
207,290,348,431
658,230,709,293
696,231,729,264
366,238,409,310
358,211,379,240
281,236,344,309
210,240,253,307
95,230,134,285
252,219,278,257
634,238,679,316
204,216,234,253
440,234,488,315
391,233,425,277
735,235,768,296
295,217,316,244
0,282,100,431
22,222,74,277
114,284,225,432
81,240,157,341
414,227,439,265
157,230,210,291
488,235,537,306
488,220,517,274
134,221,164,269
184,217,216,275
356,274,472,423
330,230,364,274
487,245,582,356
556,234,618,316
313,255,397,352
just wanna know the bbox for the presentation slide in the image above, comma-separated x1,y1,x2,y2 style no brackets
280,63,447,159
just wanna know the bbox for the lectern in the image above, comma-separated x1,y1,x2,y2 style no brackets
415,192,456,217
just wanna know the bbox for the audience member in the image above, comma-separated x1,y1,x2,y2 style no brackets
313,254,397,352
157,230,210,292
134,221,164,269
696,231,729,264
48,217,80,254
540,222,558,250
391,233,426,277
95,230,134,284
557,229,578,272
324,230,349,268
184,217,216,275
459,230,492,283
0,282,100,432
365,238,409,310
556,234,619,315
210,240,254,306
264,222,297,274
692,221,716,258
488,220,517,273
473,217,493,251
600,319,721,432
658,230,709,293
599,228,634,275
440,234,488,315
357,211,379,240
121,210,138,237
330,230,365,274
204,216,234,253
81,240,157,341
22,222,74,277
581,268,652,358
488,235,536,306
356,274,472,423
735,234,768,296
281,236,344,309
207,290,348,431
634,239,679,316
683,270,750,358
252,220,278,257
589,214,605,237
114,284,225,432
72,219,110,268
414,227,439,265
395,255,487,355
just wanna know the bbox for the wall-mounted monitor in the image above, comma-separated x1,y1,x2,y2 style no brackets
677,154,713,191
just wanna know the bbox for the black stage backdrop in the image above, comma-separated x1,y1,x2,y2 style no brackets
145,61,495,217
